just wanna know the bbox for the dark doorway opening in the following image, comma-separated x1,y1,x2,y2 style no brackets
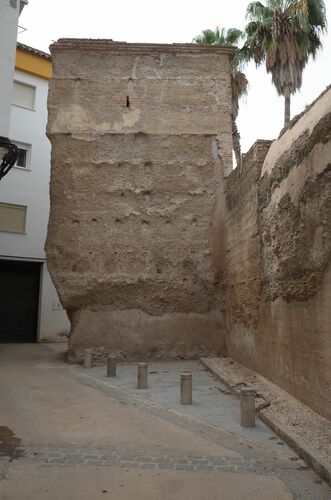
0,260,41,342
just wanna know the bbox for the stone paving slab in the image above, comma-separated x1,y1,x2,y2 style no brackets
72,360,297,455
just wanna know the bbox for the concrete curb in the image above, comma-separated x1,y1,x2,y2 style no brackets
200,358,331,486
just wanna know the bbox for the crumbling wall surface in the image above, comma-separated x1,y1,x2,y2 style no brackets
224,140,272,366
225,87,331,419
46,40,233,362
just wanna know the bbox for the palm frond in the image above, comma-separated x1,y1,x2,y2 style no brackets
243,0,327,99
225,28,244,45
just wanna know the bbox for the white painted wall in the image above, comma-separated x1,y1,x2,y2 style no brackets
0,0,25,135
2,70,50,258
0,68,70,341
39,263,69,342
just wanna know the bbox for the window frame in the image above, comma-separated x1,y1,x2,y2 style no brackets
0,202,27,234
12,80,36,111
11,141,32,171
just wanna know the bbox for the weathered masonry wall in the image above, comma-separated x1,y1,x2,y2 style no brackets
225,87,331,420
46,39,234,362
225,140,272,366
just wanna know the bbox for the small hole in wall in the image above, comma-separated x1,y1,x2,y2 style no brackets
126,96,130,108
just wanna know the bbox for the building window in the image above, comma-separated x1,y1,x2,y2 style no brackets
12,81,36,110
17,148,27,168
0,203,27,234
12,141,31,169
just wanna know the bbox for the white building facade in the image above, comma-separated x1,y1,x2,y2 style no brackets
0,43,70,342
0,0,27,135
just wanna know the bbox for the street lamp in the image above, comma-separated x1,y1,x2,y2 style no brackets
0,136,19,181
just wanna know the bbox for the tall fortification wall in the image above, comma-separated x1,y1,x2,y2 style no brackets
46,38,330,419
225,87,331,419
46,39,234,362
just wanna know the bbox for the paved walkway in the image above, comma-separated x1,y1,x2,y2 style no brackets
0,344,329,499
75,359,296,452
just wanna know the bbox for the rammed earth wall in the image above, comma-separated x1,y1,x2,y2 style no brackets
225,87,331,420
46,39,234,362
46,38,330,419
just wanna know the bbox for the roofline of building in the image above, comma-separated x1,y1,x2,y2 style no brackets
19,0,28,16
17,42,51,60
50,38,236,56
16,43,52,80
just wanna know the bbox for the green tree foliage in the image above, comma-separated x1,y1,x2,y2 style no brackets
243,0,327,125
193,27,248,167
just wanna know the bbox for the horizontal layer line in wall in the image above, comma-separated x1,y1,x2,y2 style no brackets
50,39,234,53
227,277,260,286
50,76,231,82
48,132,231,138
255,340,330,360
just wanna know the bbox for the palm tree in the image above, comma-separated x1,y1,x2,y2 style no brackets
193,27,248,168
243,0,327,126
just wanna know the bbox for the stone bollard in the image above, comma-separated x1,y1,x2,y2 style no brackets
180,372,192,405
83,349,92,369
107,355,117,377
240,387,256,427
137,363,148,389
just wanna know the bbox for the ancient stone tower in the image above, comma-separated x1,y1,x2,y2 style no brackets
46,39,234,361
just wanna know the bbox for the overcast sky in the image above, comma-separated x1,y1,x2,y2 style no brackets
18,0,331,153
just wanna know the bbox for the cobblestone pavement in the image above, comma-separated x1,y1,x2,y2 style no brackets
18,447,267,474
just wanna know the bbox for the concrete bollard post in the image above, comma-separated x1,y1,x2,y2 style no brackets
83,349,92,369
240,387,256,427
107,355,117,377
180,372,192,405
137,363,148,389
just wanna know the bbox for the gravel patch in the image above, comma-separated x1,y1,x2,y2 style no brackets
201,357,331,464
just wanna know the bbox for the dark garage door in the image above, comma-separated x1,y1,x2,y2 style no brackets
0,260,41,342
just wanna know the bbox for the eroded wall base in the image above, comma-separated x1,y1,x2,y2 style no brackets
68,309,225,363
